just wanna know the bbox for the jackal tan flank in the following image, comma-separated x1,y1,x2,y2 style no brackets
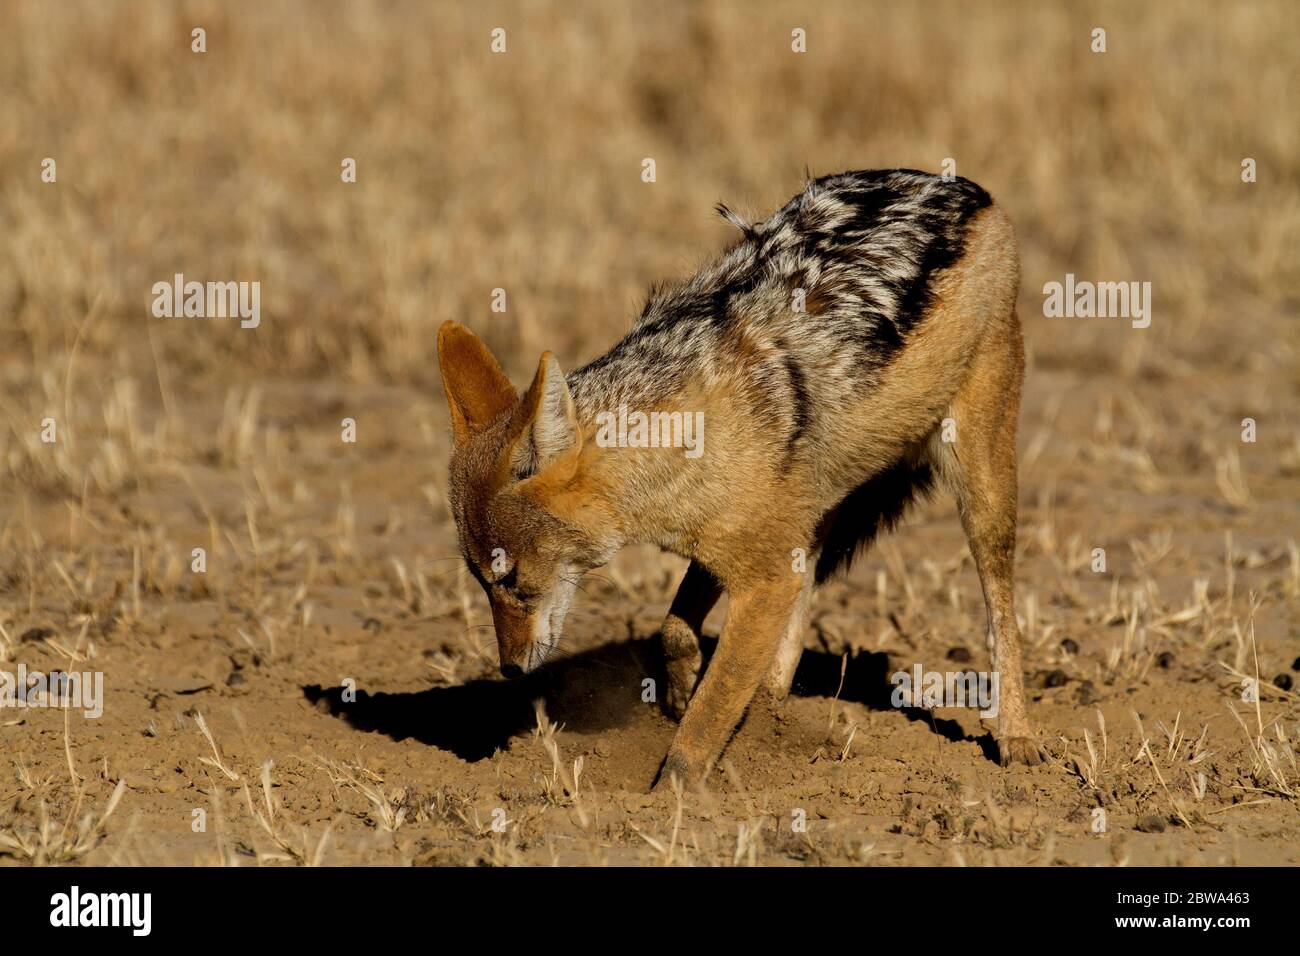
437,169,1043,788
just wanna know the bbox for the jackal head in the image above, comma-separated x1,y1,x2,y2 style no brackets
436,321,613,677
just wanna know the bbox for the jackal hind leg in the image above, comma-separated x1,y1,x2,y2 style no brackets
939,313,1044,766
659,561,723,721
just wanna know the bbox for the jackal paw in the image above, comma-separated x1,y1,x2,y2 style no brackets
998,735,1046,767
662,658,699,722
753,684,790,714
652,751,700,791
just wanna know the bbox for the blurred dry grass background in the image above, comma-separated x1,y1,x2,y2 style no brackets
1,1,1298,866
2,1,1297,405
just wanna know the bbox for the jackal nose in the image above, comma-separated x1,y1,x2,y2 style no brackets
500,662,524,680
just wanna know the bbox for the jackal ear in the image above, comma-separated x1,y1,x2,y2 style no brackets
512,352,580,476
437,321,518,444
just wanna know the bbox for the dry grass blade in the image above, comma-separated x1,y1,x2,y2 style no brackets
193,711,240,781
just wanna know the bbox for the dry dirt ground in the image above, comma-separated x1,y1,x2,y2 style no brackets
1,1,1298,866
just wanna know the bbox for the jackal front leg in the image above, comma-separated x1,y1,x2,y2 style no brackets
761,567,814,701
659,561,722,720
656,574,801,788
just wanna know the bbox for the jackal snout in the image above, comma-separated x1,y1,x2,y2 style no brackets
489,570,579,676
490,599,533,677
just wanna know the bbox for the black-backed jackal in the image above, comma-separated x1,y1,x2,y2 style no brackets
438,169,1042,787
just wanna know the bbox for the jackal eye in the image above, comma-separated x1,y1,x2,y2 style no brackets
493,567,542,604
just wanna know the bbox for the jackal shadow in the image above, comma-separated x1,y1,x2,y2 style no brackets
303,635,998,763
